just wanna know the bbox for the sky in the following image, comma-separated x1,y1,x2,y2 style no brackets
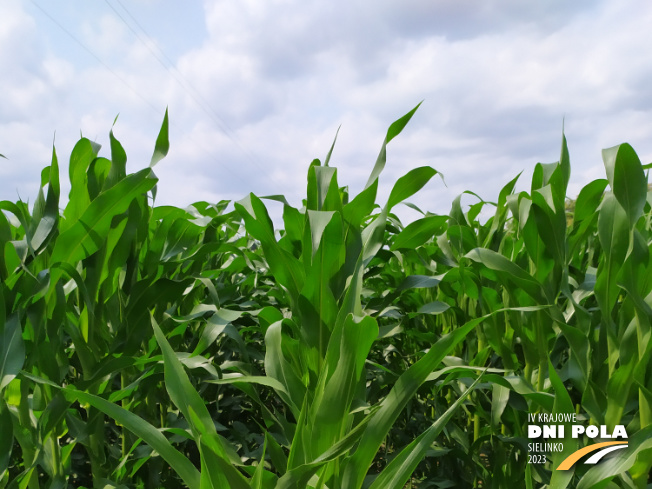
2,0,652,223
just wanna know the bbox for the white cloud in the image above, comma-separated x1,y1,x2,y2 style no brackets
2,0,652,223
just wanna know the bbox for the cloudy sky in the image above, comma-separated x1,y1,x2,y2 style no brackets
2,0,652,222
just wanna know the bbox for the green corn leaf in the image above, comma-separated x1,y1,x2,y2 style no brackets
323,126,340,167
532,185,567,267
398,274,442,291
264,320,306,415
386,166,438,211
0,314,25,393
87,156,112,201
361,212,388,266
491,383,510,428
602,143,647,227
559,131,571,196
595,193,629,319
307,166,340,212
150,108,170,167
306,210,337,258
449,193,468,227
309,314,378,456
303,210,343,312
548,360,578,487
365,102,422,189
573,178,608,223
282,203,304,246
416,301,450,315
343,179,377,227
390,214,448,250
604,320,638,428
104,128,128,190
386,102,422,144
30,145,60,252
206,375,289,398
286,394,312,471
63,137,98,227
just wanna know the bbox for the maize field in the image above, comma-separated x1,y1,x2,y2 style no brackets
1,105,651,488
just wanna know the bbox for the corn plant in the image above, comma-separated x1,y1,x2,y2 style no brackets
2,104,651,488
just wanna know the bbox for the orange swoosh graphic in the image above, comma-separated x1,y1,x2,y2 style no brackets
556,441,628,470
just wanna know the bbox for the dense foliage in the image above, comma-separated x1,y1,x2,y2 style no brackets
1,106,651,488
